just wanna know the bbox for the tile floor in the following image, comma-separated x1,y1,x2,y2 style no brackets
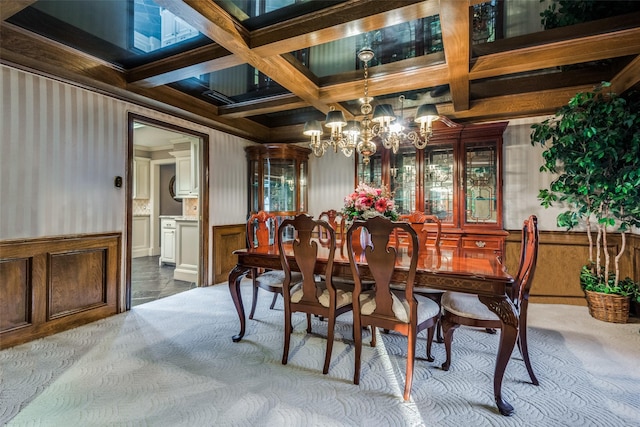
131,255,196,307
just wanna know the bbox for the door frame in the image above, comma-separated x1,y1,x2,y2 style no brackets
126,112,210,310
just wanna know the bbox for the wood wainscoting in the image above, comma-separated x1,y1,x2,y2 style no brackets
505,230,640,306
212,224,246,285
0,233,120,349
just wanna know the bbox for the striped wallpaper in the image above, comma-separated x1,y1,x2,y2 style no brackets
2,65,636,246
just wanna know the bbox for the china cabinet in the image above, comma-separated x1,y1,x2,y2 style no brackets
356,120,508,255
245,144,310,215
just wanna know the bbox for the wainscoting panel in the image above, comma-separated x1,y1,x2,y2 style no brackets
0,257,32,331
505,230,638,306
49,249,108,320
0,233,120,349
212,225,245,284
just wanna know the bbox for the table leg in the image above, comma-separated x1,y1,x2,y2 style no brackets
478,295,518,416
228,264,249,342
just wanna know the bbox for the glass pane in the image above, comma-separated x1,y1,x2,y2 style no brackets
465,144,497,224
390,147,416,215
250,160,259,212
307,17,442,78
8,0,209,68
356,152,382,187
263,159,296,213
300,161,307,212
423,145,454,223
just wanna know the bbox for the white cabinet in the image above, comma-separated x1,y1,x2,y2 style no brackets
170,140,199,198
160,218,176,265
132,215,151,258
174,219,199,283
133,157,150,199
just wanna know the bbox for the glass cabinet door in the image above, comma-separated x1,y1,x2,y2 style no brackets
357,150,383,186
464,142,497,224
263,158,296,213
422,144,454,224
246,144,311,215
390,146,416,214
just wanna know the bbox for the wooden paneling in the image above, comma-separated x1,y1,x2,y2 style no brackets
0,233,120,349
505,230,640,306
0,257,31,331
49,249,107,319
212,224,246,284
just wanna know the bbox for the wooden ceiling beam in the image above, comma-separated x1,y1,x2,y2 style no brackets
156,0,330,115
439,0,470,112
319,56,449,103
0,0,36,21
251,0,438,56
610,55,640,95
440,85,595,121
129,84,268,139
0,23,126,88
471,27,640,80
218,94,308,118
127,45,241,88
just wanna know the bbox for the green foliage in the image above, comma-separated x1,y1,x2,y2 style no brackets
531,83,640,295
540,0,640,30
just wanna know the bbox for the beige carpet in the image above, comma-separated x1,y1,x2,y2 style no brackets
2,279,639,426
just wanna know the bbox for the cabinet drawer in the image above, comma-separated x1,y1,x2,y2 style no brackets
161,219,176,229
461,237,501,251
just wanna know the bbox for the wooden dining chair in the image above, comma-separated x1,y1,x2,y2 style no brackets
246,211,301,319
278,214,353,375
440,215,540,386
318,209,345,244
346,216,440,401
391,212,444,342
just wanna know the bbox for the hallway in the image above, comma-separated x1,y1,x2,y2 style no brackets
131,256,196,307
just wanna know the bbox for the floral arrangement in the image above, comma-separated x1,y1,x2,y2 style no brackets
343,182,398,221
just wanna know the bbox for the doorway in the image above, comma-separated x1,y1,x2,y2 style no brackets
126,113,209,310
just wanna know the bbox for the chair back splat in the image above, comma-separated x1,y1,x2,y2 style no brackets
318,209,345,244
346,216,440,401
278,214,353,375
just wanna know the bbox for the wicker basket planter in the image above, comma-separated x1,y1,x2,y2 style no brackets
585,290,630,323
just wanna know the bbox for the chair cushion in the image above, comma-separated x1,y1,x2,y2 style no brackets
290,282,352,309
441,291,498,321
256,270,302,288
359,291,440,323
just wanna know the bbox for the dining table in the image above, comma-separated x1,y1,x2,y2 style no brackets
228,238,519,416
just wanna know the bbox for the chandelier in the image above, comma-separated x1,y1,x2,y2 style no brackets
303,48,441,164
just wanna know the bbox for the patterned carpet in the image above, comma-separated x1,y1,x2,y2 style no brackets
2,279,639,426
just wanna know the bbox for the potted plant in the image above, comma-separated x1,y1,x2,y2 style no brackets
530,82,640,322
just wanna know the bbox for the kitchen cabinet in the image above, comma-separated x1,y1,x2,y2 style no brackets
170,139,199,198
132,215,150,258
245,144,310,215
159,217,176,265
356,120,508,255
174,219,199,283
133,157,150,199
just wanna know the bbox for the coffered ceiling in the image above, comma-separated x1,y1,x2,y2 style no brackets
2,0,640,143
